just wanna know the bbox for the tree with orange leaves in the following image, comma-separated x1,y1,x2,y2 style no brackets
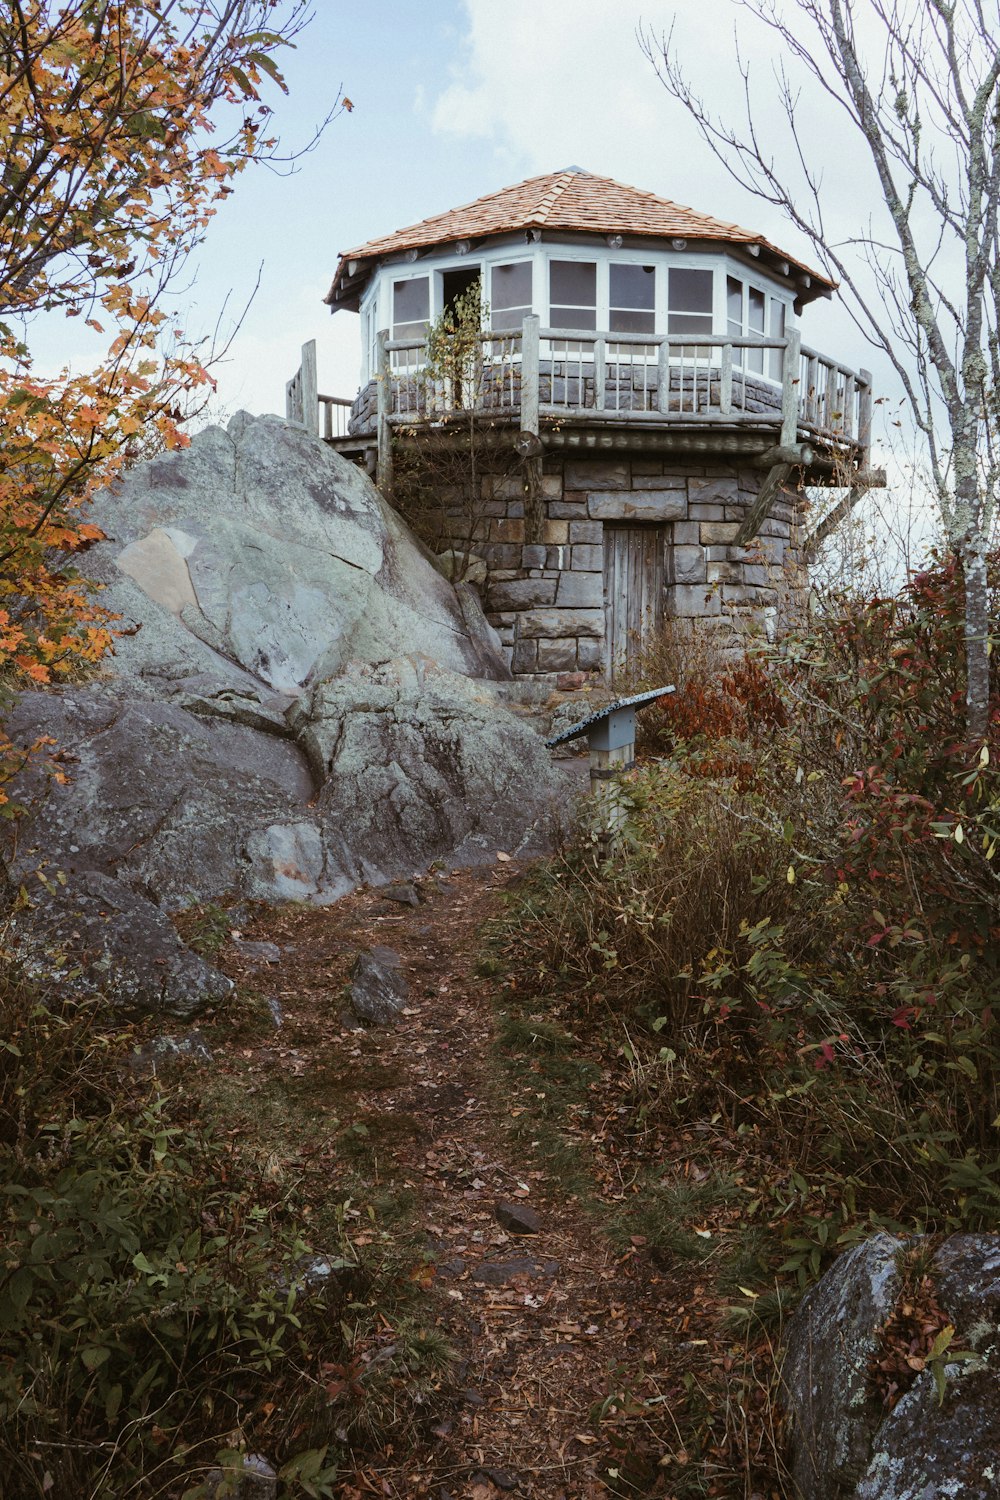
0,1,336,697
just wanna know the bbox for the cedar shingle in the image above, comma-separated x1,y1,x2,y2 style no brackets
326,168,831,307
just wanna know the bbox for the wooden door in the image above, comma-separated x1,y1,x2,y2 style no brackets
603,524,665,684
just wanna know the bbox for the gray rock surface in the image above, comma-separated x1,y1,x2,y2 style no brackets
783,1232,1000,1500
348,946,408,1026
2,415,573,1014
12,872,232,1018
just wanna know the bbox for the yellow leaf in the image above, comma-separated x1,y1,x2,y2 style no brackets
786,864,795,884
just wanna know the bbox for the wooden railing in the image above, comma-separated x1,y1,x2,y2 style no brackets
287,320,872,495
285,340,352,440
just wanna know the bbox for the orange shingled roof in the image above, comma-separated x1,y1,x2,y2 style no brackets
325,168,832,308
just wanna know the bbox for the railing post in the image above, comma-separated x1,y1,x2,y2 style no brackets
720,343,733,416
521,314,540,435
780,328,802,449
593,334,606,412
657,339,670,414
376,329,393,497
858,368,873,469
301,339,319,438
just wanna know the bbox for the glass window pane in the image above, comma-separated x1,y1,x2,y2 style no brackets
492,261,533,310
669,267,713,314
550,305,597,331
549,260,596,306
393,276,429,326
393,319,428,342
491,306,528,331
610,308,655,333
768,301,786,380
610,263,655,311
727,276,743,327
667,311,712,337
748,286,765,333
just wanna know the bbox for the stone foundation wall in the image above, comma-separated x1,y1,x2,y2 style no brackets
437,455,807,676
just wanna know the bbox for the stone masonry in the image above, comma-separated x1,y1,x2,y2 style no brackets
452,454,808,676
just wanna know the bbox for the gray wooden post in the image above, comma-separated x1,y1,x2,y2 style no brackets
858,368,873,469
593,334,607,412
521,314,540,434
657,339,670,414
720,343,734,416
376,328,393,497
780,327,802,449
301,340,319,438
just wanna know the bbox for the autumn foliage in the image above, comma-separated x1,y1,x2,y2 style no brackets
0,1,320,704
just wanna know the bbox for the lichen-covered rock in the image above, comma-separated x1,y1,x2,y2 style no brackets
2,416,574,1014
348,946,408,1026
12,872,232,1019
783,1233,1000,1500
782,1233,905,1500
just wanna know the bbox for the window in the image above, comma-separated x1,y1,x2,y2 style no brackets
667,267,713,338
609,263,655,334
549,259,596,331
491,261,532,331
392,276,430,341
726,276,788,381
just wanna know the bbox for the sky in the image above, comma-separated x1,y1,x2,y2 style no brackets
170,0,883,422
28,0,939,566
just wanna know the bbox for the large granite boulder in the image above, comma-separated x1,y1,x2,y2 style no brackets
4,414,570,1015
783,1232,1000,1500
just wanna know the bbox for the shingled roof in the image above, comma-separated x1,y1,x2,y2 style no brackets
325,168,833,310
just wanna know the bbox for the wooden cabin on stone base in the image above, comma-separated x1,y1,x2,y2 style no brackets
288,168,880,683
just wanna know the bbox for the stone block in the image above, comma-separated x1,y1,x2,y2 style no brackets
511,637,537,673
541,475,563,497
673,545,707,584
521,544,546,568
569,520,602,543
506,501,525,520
700,521,740,545
491,518,525,543
556,572,603,607
549,500,588,518
669,584,722,618
577,637,603,671
543,519,569,544
546,545,567,568
571,544,603,571
519,608,604,639
631,459,663,476
671,521,700,545
487,577,557,610
565,459,629,490
741,564,774,588
688,503,726,522
665,464,704,477
481,544,521,570
588,491,687,522
631,475,687,491
706,560,741,585
536,637,578,672
689,475,739,506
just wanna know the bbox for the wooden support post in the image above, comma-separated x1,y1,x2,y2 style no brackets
300,339,319,438
858,369,873,469
780,328,801,450
590,741,633,845
376,328,393,498
520,315,543,543
521,315,540,433
593,334,607,412
657,340,670,414
734,463,793,547
720,343,733,416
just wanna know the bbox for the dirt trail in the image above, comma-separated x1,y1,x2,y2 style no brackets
214,863,683,1500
